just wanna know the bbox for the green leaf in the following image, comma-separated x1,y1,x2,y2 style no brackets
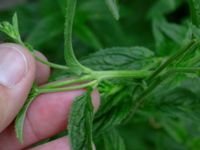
68,91,94,150
105,0,120,20
0,13,22,44
81,47,156,71
148,0,182,19
94,97,132,137
152,17,191,55
95,129,126,150
15,84,38,143
162,119,187,143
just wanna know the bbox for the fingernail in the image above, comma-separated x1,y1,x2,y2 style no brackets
0,45,28,87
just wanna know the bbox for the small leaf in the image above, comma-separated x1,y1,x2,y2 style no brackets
15,84,38,143
68,91,94,150
105,0,120,20
0,13,22,44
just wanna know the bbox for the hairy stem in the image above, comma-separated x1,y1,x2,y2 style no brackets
64,0,91,74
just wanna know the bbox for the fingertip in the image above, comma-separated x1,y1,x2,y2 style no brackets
0,43,36,132
34,51,50,85
91,89,100,112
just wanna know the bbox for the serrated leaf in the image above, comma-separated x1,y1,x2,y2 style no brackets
15,84,38,143
68,91,94,150
81,47,155,71
105,0,120,20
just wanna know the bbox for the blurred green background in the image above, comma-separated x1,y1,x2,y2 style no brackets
1,0,200,150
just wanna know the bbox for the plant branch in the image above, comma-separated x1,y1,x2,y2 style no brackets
148,40,199,82
41,75,91,89
38,80,98,93
92,70,152,80
64,0,91,74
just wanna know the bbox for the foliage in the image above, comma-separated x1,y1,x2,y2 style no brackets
1,0,200,150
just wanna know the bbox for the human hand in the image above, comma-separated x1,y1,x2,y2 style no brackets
0,43,100,150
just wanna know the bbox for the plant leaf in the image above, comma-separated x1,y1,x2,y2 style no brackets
94,97,132,137
68,91,94,150
0,13,22,44
81,47,156,71
105,0,120,20
15,84,38,143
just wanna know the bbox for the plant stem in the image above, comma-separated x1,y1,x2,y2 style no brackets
38,80,98,93
64,0,91,74
148,40,199,82
41,75,91,89
21,43,69,70
92,70,152,80
34,55,69,70
131,67,200,117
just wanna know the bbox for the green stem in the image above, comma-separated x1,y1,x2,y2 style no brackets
131,67,200,117
64,0,91,74
38,80,98,93
34,55,69,70
21,43,69,70
41,75,91,89
92,70,152,80
148,40,199,81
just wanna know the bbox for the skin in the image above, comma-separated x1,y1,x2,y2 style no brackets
0,43,100,150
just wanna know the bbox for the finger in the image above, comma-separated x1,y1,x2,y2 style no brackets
0,43,36,132
34,51,50,85
0,89,100,150
28,137,70,150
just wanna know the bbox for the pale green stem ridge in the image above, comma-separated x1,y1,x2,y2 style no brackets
41,75,91,89
92,70,152,80
38,80,98,93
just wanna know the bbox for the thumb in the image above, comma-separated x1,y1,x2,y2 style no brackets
0,43,36,132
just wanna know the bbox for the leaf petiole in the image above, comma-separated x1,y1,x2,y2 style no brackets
38,80,98,93
34,54,69,70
